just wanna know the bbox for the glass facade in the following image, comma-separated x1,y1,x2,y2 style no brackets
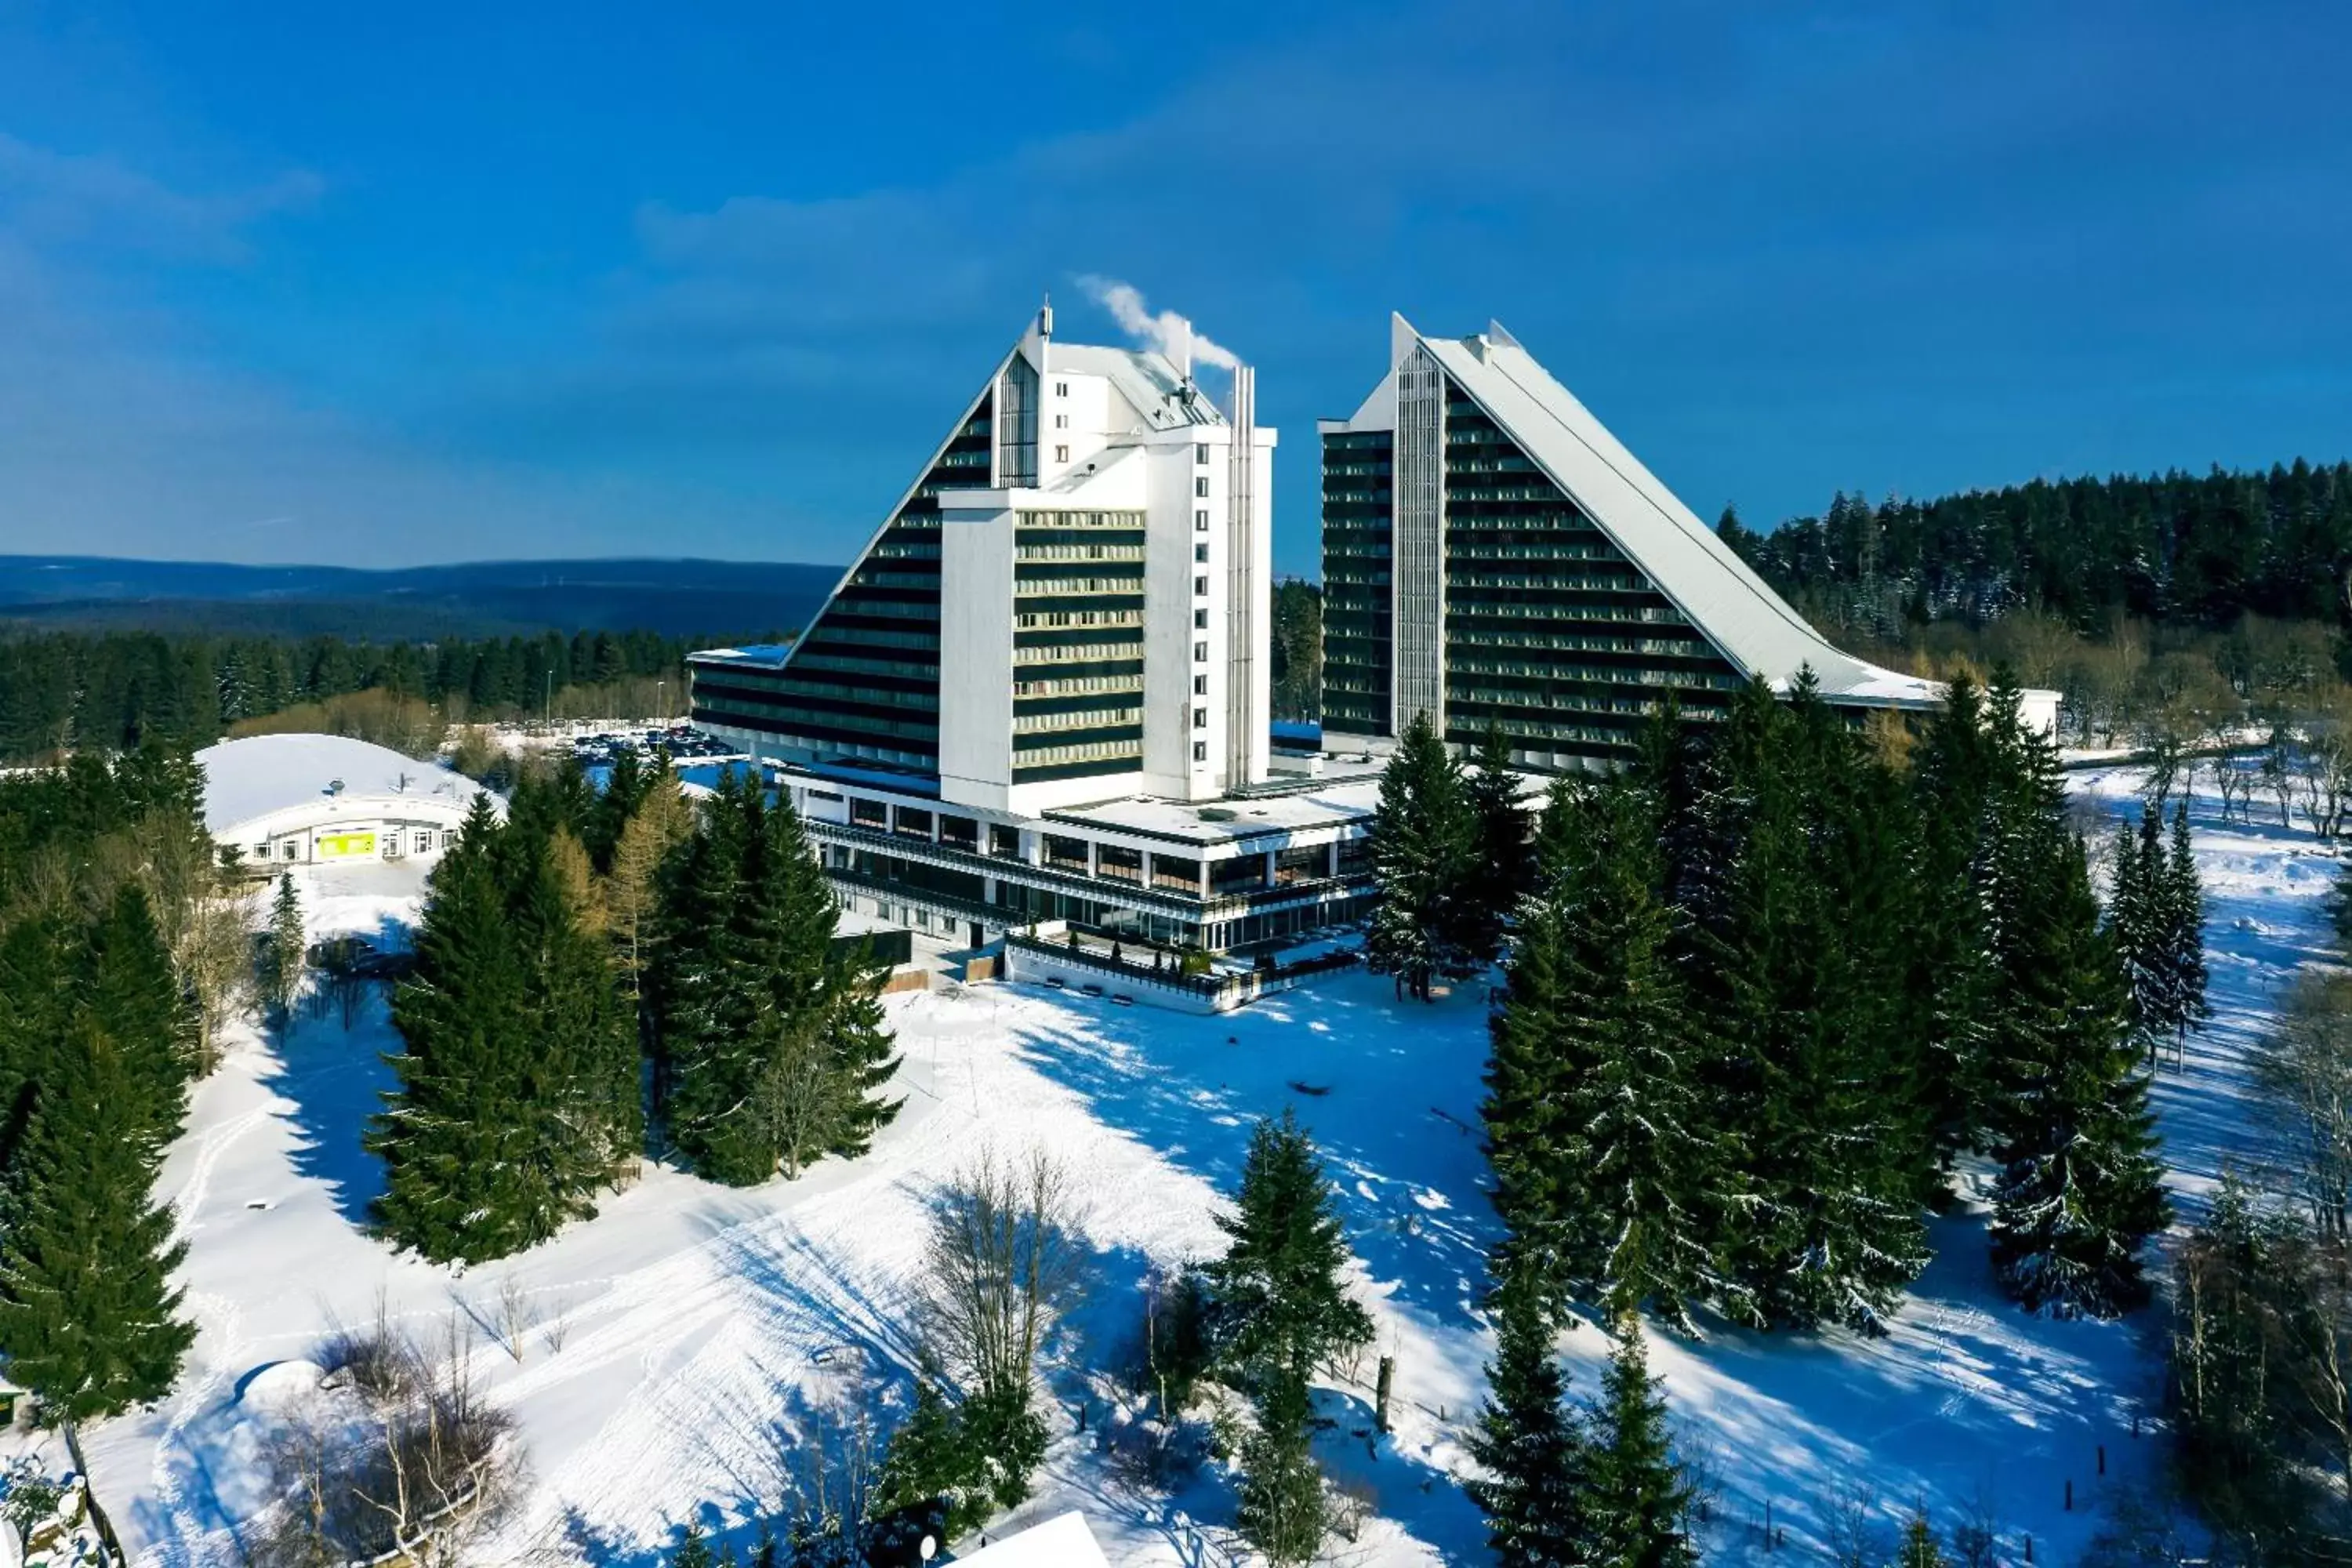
1320,372,1748,765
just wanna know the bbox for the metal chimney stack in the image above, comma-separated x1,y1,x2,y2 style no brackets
1224,365,1261,790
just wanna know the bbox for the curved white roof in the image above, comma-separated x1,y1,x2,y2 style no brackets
194,734,488,836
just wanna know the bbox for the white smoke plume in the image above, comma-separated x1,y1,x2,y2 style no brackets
1076,275,1240,371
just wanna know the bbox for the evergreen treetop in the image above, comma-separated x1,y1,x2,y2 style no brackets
1583,1316,1698,1568
1207,1109,1374,1380
1365,711,1483,1001
1465,1287,1591,1566
0,1014,197,1420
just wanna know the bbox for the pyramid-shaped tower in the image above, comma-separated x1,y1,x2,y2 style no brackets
692,306,1276,811
1321,315,1950,766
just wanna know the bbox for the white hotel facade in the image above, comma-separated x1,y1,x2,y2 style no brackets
688,306,1381,955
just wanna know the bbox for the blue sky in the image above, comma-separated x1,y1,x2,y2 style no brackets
2,0,2347,579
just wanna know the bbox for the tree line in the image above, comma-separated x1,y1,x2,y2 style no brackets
1721,458,2352,636
1355,677,2214,1563
0,626,762,763
367,755,903,1265
1372,673,2201,1331
2158,862,2352,1561
0,750,223,1422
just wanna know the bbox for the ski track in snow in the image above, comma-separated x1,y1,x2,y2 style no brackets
73,764,2338,1567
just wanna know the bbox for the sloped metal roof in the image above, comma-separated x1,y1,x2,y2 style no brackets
1403,315,1943,710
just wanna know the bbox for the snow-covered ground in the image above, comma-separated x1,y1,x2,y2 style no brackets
77,765,2339,1566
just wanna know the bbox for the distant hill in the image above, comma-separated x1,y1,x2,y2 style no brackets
0,556,840,641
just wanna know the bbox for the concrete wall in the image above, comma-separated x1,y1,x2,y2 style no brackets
938,505,1018,811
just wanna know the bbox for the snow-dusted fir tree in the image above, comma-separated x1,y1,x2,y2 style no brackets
1462,723,1531,958
1689,677,1928,1333
1981,677,2169,1316
81,883,199,1155
263,872,306,1025
371,797,615,1262
1465,1286,1592,1565
657,775,900,1185
1908,670,2006,1180
1483,841,1577,1319
2164,800,2211,1053
0,1015,196,1419
1236,1370,1327,1567
1207,1109,1374,1379
2106,808,2167,1065
1531,776,1727,1332
1581,1315,1698,1568
1365,711,1481,1000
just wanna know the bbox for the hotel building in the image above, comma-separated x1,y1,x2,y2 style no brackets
1320,316,2002,768
689,306,1379,954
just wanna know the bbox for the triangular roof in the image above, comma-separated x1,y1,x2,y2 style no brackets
1397,314,1941,710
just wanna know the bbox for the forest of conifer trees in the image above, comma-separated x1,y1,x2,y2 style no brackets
0,627,748,763
367,754,905,1264
1721,459,2352,634
0,750,218,1422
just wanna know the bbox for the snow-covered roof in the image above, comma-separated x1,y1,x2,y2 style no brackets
689,643,796,668
1046,773,1384,848
194,734,488,836
1036,342,1226,430
1397,316,1945,713
953,1512,1110,1568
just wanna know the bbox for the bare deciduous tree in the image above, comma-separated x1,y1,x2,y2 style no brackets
252,1316,523,1568
2256,971,2352,1242
916,1148,1086,1403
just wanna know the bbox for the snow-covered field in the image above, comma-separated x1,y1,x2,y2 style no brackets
78,765,2339,1566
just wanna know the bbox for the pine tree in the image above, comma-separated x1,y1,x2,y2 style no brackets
369,797,604,1262
1537,778,1726,1332
0,1015,196,1420
513,833,641,1186
1465,1287,1591,1566
1235,1370,1327,1568
2165,800,2211,1057
1694,677,1927,1332
1984,808,2169,1317
78,883,198,1155
1366,712,1479,1000
1205,1109,1374,1380
656,778,898,1185
1462,723,1530,960
1896,1512,1947,1568
1581,1316,1697,1568
1909,670,2004,1182
264,872,307,1025
2107,808,2167,1066
672,1521,716,1568
1483,881,1576,1318
0,914,72,1175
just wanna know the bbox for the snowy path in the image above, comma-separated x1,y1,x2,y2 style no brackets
78,768,2336,1566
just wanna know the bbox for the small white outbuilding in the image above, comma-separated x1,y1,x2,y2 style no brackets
194,734,496,872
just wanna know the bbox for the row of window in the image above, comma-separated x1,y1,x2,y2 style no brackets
1015,608,1145,629
1014,639,1145,665
1014,510,1145,530
790,652,939,681
250,829,454,859
1011,575,1145,597
1014,543,1145,562
798,625,940,652
1014,705,1144,735
1011,673,1143,699
1013,738,1144,768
